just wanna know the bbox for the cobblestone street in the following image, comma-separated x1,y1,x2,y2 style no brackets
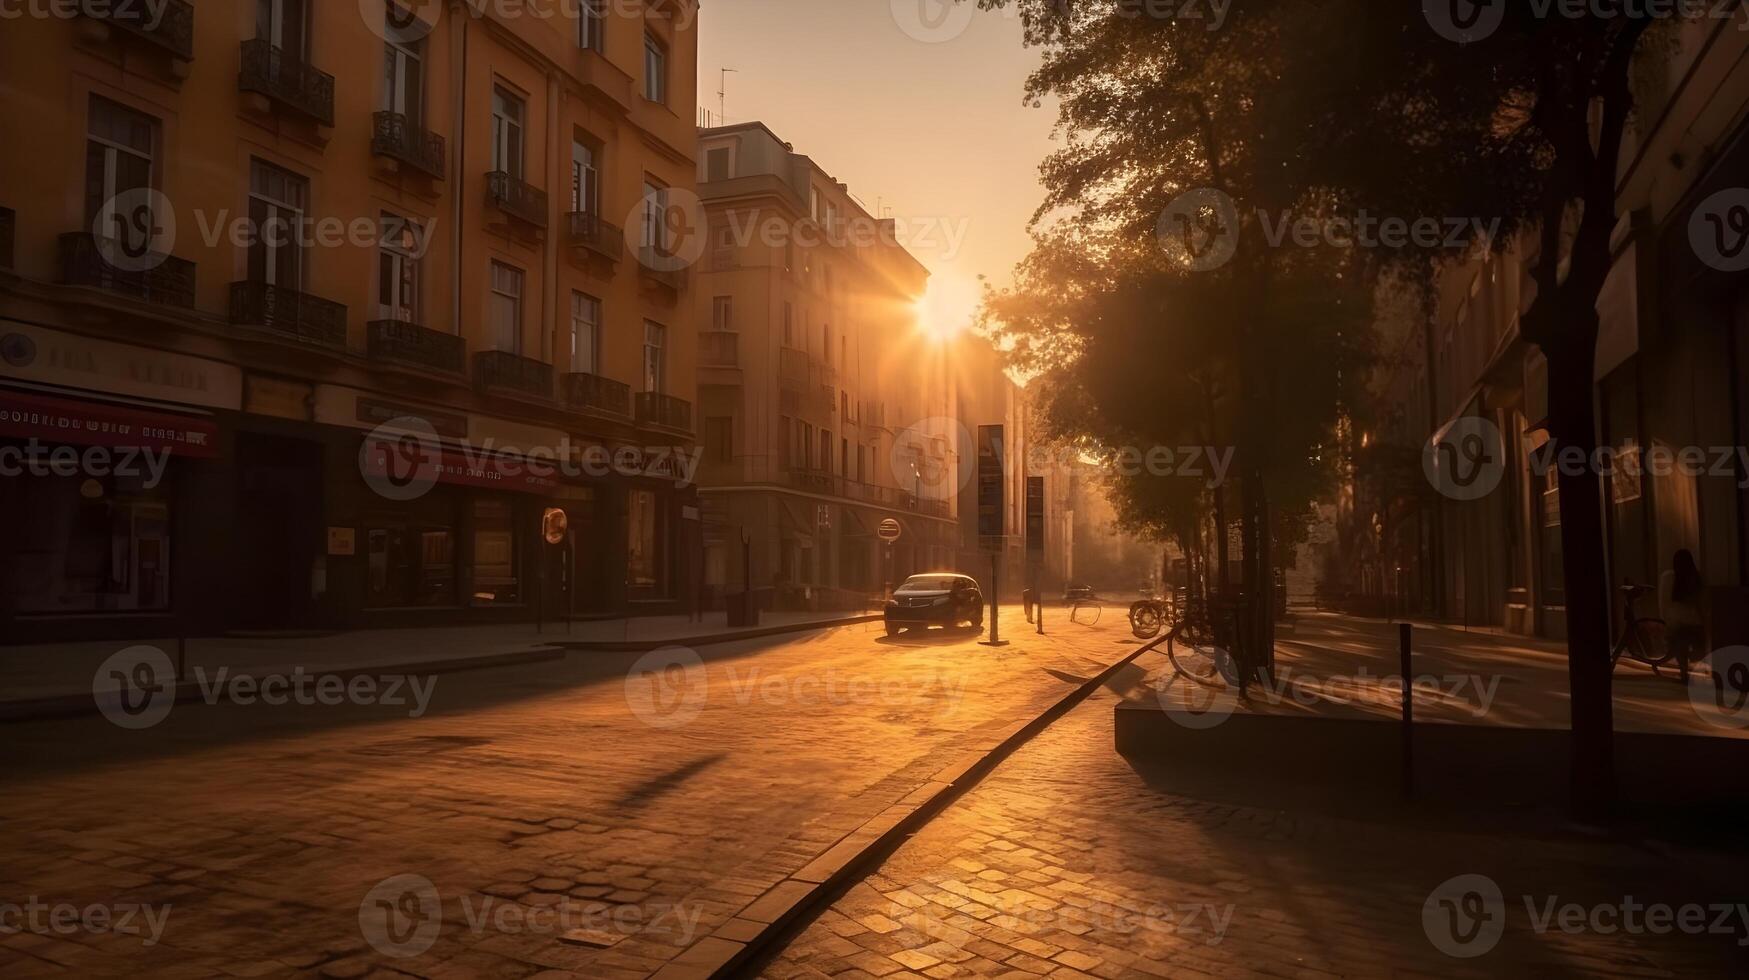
763,648,1749,979
0,617,1137,978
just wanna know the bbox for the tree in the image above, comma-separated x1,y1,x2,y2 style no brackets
982,0,1710,812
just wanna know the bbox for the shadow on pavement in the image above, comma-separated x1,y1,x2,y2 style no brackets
0,624,886,782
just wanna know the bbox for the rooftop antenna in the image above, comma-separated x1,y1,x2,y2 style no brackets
718,68,737,126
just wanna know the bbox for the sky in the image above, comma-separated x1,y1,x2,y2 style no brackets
696,0,1058,335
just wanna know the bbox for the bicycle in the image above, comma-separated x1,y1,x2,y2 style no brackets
1609,582,1673,673
1128,595,1173,639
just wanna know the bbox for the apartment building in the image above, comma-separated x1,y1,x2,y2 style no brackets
692,122,957,607
0,0,701,640
1340,12,1749,642
951,333,1071,598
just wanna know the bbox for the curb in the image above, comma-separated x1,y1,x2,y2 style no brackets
0,646,566,724
549,614,881,652
645,636,1159,980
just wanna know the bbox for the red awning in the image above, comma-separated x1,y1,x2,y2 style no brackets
0,388,219,457
361,437,561,494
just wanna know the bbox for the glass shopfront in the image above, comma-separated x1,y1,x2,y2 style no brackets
0,461,171,613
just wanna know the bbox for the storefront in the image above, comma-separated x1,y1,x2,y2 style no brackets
0,383,221,638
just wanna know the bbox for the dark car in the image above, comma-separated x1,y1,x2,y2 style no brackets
885,573,984,635
1065,584,1096,602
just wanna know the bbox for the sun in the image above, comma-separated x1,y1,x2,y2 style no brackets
916,277,979,343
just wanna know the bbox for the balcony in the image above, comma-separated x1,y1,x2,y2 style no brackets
700,331,739,367
1,207,14,269
566,212,623,263
239,40,334,127
635,391,692,432
576,49,635,112
371,111,445,180
58,232,196,308
487,172,548,229
564,372,631,417
474,350,553,400
367,320,465,378
229,281,347,351
79,0,194,61
636,245,687,294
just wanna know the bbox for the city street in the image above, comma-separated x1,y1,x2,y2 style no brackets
0,615,1136,978
763,649,1749,980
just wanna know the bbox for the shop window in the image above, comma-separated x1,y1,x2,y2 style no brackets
471,498,520,604
627,489,665,593
0,468,170,613
366,522,456,608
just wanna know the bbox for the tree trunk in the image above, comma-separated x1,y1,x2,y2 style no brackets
1544,315,1616,815
1213,484,1230,594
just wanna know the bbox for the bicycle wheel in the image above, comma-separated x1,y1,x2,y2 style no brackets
1167,635,1231,689
1629,618,1672,667
1130,602,1162,639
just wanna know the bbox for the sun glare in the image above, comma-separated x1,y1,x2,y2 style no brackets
917,278,978,343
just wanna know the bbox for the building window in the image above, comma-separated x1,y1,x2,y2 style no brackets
377,213,422,322
571,139,600,216
705,417,733,464
84,96,157,235
712,296,733,331
470,498,519,605
248,158,308,288
627,489,665,592
0,470,171,612
643,320,666,392
578,0,604,53
491,85,525,178
641,180,671,253
490,261,523,352
367,519,456,608
704,143,733,182
382,21,423,124
257,0,307,55
570,291,600,374
643,31,667,103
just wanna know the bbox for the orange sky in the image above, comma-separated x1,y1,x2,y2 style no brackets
697,0,1056,336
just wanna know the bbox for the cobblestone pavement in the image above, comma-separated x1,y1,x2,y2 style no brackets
0,615,1137,978
764,648,1749,979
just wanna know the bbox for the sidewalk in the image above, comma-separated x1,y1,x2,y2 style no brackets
764,653,1749,979
0,610,874,711
1164,610,1744,737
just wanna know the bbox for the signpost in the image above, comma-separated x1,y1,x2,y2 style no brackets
539,507,569,635
878,518,902,598
977,426,1009,647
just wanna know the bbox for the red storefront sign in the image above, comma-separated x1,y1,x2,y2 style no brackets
0,389,220,457
361,437,562,494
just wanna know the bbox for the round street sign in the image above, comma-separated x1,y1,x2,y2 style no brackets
877,518,903,543
542,507,569,545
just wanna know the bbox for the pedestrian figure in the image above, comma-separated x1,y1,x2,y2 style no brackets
1022,587,1037,624
1659,548,1704,684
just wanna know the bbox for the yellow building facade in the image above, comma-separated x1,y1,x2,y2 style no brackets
0,0,701,638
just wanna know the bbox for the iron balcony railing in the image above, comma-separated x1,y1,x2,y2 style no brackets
229,280,347,350
699,330,738,367
474,350,553,399
82,0,194,60
371,111,445,180
1,207,15,269
566,211,624,263
239,39,335,126
564,372,631,416
367,320,465,377
635,391,692,432
486,172,548,229
59,232,196,307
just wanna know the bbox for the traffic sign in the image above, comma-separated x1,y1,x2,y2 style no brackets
877,518,903,543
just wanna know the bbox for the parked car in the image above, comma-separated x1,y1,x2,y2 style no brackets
885,573,984,635
1065,584,1097,602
